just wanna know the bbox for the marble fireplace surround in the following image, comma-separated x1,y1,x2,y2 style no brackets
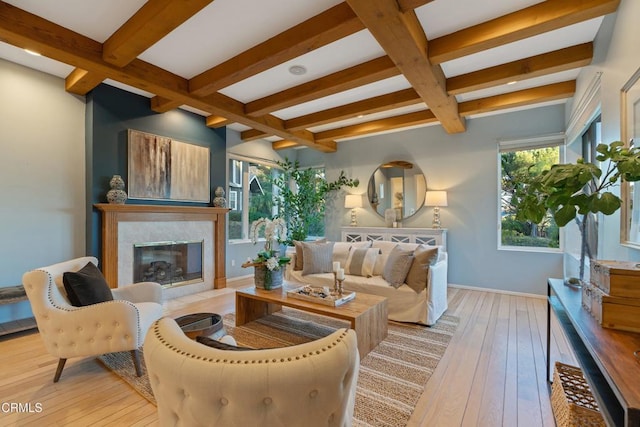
95,204,228,298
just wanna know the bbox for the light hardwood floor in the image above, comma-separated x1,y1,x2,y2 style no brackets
0,283,576,426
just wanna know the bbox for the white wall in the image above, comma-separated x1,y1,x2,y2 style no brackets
297,105,567,295
0,59,86,321
570,0,640,264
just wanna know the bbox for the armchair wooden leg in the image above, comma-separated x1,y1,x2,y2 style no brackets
131,350,142,377
53,358,67,383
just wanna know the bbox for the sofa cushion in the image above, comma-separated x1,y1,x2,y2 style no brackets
371,241,399,276
293,238,327,271
62,262,114,306
302,241,335,275
405,245,439,293
383,246,414,288
333,241,372,268
345,247,379,277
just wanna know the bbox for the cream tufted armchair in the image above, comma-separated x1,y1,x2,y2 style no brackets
22,256,163,382
144,317,360,427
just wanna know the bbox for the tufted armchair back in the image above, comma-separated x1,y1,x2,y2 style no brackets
144,317,360,427
23,256,163,382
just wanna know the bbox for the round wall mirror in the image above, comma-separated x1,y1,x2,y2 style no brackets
367,160,426,220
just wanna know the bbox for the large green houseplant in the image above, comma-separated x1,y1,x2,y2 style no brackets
273,158,359,244
511,141,640,283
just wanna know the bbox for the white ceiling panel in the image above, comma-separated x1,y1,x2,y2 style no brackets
138,0,343,79
441,18,603,77
273,75,413,120
455,69,580,102
417,0,544,39
3,0,147,42
219,30,385,103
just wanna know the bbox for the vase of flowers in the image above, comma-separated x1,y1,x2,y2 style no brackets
242,218,290,290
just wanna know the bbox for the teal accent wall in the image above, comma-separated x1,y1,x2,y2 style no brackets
85,84,226,259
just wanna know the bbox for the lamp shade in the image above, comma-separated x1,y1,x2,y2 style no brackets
425,191,448,207
344,194,363,209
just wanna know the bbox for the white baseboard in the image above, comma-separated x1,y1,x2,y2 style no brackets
447,283,545,300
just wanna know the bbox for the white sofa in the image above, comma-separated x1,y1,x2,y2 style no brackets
287,241,448,326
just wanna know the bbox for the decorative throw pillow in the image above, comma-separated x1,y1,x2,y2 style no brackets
405,245,440,293
345,247,379,277
371,241,399,276
332,242,352,268
196,335,254,351
62,262,114,307
301,241,335,275
383,246,415,288
293,238,327,271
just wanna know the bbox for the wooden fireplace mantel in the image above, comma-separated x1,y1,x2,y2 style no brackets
94,204,230,289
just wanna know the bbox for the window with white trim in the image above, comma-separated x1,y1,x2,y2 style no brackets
228,156,279,240
499,135,564,250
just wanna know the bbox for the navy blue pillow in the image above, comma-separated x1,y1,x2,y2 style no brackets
62,262,113,307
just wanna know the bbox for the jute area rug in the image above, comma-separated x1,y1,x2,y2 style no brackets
98,308,458,426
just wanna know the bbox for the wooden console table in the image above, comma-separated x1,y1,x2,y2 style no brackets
547,278,640,426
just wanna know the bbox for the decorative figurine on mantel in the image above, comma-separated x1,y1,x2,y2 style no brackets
212,186,226,207
106,174,127,204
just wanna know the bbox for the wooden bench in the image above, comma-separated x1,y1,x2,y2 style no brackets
0,285,36,336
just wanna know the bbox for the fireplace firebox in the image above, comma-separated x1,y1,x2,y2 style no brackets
133,240,203,288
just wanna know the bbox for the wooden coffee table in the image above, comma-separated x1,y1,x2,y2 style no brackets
235,284,388,358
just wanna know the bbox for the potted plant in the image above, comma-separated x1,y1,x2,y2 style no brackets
511,141,640,285
273,158,359,244
242,217,290,290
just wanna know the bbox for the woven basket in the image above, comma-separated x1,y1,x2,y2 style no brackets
253,265,283,290
551,362,605,427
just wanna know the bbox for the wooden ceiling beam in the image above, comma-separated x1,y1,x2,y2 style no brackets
315,110,438,143
346,0,465,134
206,115,232,128
312,80,576,144
397,0,435,13
245,56,400,117
447,43,593,95
0,2,332,151
429,0,620,64
458,80,576,117
189,2,364,96
150,96,183,113
272,140,301,151
65,0,212,97
241,87,421,141
65,68,107,95
103,0,213,67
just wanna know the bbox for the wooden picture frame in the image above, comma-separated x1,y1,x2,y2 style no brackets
127,129,210,203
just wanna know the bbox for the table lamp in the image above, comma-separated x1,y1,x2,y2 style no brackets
345,194,363,226
425,190,448,229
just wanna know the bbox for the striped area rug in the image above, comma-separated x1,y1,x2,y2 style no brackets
225,308,459,427
99,308,458,426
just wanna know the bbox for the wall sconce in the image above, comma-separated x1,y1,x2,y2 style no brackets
425,191,448,229
344,194,363,227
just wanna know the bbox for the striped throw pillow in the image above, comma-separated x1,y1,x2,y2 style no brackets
345,247,379,277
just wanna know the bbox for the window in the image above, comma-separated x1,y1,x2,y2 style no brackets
580,115,602,260
228,156,279,240
499,136,563,250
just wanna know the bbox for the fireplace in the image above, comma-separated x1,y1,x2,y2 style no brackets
133,240,203,288
94,204,229,295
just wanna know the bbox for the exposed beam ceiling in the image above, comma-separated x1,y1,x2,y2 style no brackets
0,0,620,152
